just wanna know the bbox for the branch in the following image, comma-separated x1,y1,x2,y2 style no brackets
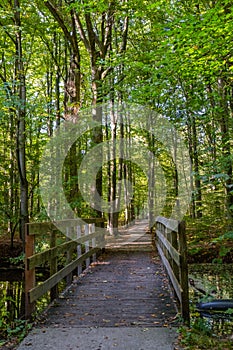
74,12,90,52
0,19,17,44
0,72,6,83
39,34,65,79
84,12,96,55
101,66,113,80
0,72,14,98
70,8,80,56
120,16,129,53
94,30,104,56
44,1,72,45
103,3,115,55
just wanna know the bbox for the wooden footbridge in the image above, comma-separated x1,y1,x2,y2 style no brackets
20,218,189,350
24,217,189,322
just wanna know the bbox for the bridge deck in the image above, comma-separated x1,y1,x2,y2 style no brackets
17,221,180,350
43,250,178,328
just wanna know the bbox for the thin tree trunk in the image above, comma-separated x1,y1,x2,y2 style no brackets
218,78,233,218
108,99,118,235
182,82,202,219
14,0,28,247
148,131,155,231
192,115,202,218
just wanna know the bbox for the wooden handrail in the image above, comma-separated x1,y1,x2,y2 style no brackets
25,218,105,318
155,216,190,325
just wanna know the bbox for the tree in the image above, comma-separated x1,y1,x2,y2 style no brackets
14,0,29,246
44,0,129,222
124,0,233,221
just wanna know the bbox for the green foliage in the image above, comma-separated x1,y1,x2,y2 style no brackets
0,0,232,244
9,254,25,266
179,297,233,349
227,308,233,315
0,317,32,346
213,231,233,242
179,323,233,349
0,293,32,345
6,319,32,340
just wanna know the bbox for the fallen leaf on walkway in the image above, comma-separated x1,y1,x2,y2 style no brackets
64,313,75,318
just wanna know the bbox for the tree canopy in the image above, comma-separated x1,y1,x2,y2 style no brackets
0,0,232,249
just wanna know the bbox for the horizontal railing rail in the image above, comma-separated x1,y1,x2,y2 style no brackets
25,218,105,318
155,216,190,324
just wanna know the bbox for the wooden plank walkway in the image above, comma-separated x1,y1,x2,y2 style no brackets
36,220,178,328
17,220,180,350
41,250,178,328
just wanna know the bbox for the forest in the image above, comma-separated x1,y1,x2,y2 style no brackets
0,0,232,256
0,0,233,347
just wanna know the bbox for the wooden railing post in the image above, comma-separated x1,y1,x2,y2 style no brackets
25,224,35,318
96,219,106,250
91,223,96,263
85,224,90,268
178,221,190,325
171,229,179,285
77,225,82,276
50,228,58,301
66,226,73,286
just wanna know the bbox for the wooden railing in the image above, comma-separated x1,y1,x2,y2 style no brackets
155,216,190,324
25,218,105,318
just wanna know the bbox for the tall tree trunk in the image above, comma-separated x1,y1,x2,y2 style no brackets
108,14,129,231
14,0,28,247
148,130,155,231
186,113,202,218
181,80,202,219
192,115,202,218
218,78,233,218
45,2,81,121
54,31,62,127
45,1,129,219
0,61,19,246
108,99,118,235
116,111,124,226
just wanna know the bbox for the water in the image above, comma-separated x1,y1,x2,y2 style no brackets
189,263,233,336
0,269,66,322
0,268,52,343
189,264,233,300
0,268,24,320
0,280,24,320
